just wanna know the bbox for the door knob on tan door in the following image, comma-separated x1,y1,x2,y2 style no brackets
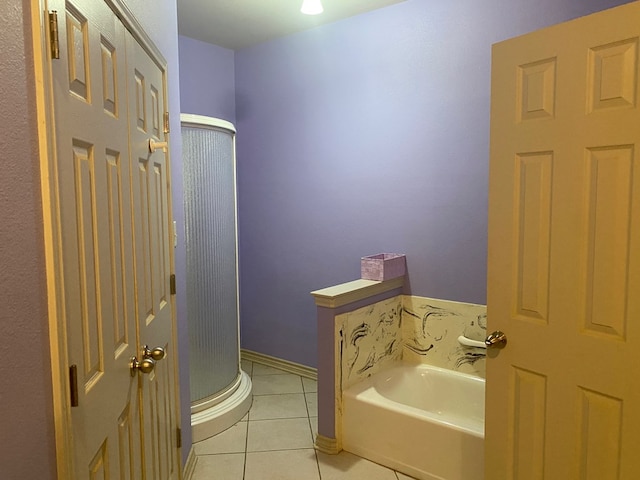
485,331,507,349
130,356,156,376
143,345,166,361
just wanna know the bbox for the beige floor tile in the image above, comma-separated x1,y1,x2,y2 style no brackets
305,392,317,417
317,451,398,480
309,416,318,442
302,377,318,393
193,421,248,455
249,393,308,420
247,418,314,451
191,453,245,480
244,449,320,480
251,373,303,395
252,363,288,376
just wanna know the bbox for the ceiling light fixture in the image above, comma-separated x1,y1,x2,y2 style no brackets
301,0,323,15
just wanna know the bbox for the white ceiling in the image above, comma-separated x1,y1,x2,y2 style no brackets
177,0,407,50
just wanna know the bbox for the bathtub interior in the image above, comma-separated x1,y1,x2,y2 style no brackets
341,363,485,480
363,363,485,435
334,295,488,480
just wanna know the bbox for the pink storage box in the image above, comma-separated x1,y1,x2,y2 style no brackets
360,253,406,281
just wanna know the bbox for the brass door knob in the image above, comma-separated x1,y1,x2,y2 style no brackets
130,356,156,376
143,345,166,361
485,331,507,349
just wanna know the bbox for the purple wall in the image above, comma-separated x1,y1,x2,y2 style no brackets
1,0,189,475
179,36,236,124
235,0,631,368
0,1,56,476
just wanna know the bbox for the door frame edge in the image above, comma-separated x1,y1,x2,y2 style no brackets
31,0,75,477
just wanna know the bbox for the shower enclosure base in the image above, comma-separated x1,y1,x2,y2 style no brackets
191,370,253,443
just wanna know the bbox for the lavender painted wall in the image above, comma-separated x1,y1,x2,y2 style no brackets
235,0,631,368
1,0,191,475
0,1,55,476
179,35,236,124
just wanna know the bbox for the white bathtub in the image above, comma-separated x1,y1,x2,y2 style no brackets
341,363,485,480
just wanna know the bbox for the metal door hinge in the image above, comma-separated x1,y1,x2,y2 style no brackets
163,112,170,134
176,427,182,448
170,274,176,295
69,364,79,407
48,11,60,59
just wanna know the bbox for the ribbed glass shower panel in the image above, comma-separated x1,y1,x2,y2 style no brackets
182,121,239,405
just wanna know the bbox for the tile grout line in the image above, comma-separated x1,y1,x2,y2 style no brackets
242,361,253,480
242,419,249,480
300,375,323,479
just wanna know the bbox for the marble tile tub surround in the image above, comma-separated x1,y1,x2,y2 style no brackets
402,296,487,378
337,295,487,390
337,296,404,391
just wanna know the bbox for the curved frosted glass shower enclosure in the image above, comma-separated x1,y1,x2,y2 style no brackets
181,114,252,442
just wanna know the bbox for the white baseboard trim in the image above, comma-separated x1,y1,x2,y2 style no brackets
241,349,317,380
182,447,197,480
315,433,341,455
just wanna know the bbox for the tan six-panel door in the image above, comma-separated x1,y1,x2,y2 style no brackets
47,0,179,477
125,26,180,480
488,2,640,479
